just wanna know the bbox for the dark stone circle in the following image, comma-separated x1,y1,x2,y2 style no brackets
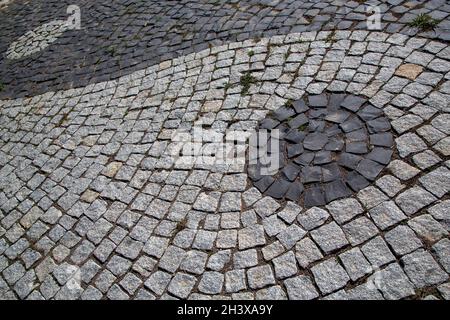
248,92,394,207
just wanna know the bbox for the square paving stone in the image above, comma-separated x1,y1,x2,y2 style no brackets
192,230,217,250
284,275,319,300
308,94,328,107
345,284,384,300
361,236,396,268
253,197,280,217
342,216,379,246
433,239,450,274
370,132,394,147
225,269,247,293
277,202,302,224
198,272,224,295
262,215,287,237
387,160,420,181
346,171,370,192
158,246,186,273
310,221,349,254
395,186,437,216
401,249,449,288
375,175,405,197
326,198,363,224
304,186,326,207
338,153,362,170
272,251,298,280
369,200,407,230
295,238,324,268
412,151,441,170
407,214,447,243
234,249,258,269
341,95,366,112
167,273,197,299
262,241,285,262
180,250,208,275
265,178,290,199
242,188,262,207
247,265,276,290
339,247,372,281
385,225,423,256
297,207,329,231
324,180,353,203
437,283,450,300
368,263,415,300
238,224,266,250
282,164,301,181
208,250,231,271
255,286,287,300
419,167,450,198
311,258,350,295
356,159,384,181
276,224,306,249
285,182,305,202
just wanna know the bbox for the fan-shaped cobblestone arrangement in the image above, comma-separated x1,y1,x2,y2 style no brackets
249,92,393,207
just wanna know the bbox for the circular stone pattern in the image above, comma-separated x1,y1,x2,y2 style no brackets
248,92,394,207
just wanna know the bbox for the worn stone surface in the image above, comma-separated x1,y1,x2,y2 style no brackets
395,64,423,80
0,11,448,300
401,249,449,288
311,258,350,295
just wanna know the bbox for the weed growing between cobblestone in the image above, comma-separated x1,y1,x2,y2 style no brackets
239,72,257,96
224,82,234,91
0,83,4,92
409,14,440,31
106,46,116,57
325,30,336,43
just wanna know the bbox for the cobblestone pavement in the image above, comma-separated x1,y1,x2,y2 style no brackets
0,1,450,300
1,0,450,99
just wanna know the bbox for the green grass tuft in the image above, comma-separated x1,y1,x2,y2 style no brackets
239,72,257,96
408,14,439,32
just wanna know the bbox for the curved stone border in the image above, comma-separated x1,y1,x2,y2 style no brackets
6,20,70,60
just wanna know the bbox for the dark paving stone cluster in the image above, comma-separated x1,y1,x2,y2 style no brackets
249,92,394,207
1,0,450,99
